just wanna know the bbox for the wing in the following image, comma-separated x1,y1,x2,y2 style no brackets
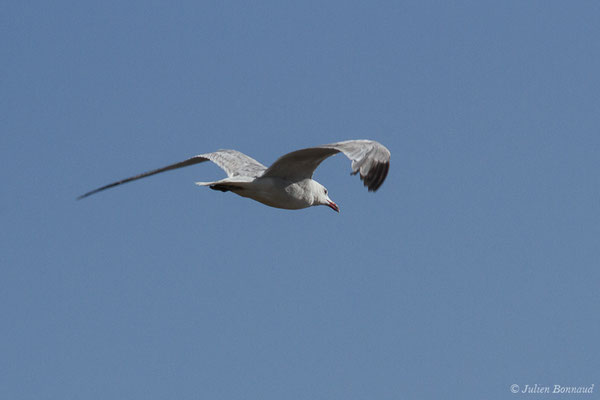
262,140,390,192
78,149,266,199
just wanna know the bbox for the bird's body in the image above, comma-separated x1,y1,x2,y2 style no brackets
79,139,391,212
200,177,328,210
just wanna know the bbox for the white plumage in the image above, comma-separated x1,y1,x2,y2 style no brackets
78,140,391,212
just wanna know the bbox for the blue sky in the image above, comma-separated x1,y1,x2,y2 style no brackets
2,1,599,399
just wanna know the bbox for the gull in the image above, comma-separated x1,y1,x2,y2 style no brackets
78,139,391,212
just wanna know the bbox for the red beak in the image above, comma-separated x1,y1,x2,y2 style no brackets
327,200,340,213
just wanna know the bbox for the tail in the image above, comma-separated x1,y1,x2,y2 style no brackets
195,179,250,193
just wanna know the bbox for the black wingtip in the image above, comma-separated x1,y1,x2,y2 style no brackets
76,191,94,200
359,161,389,192
76,180,124,200
76,189,96,200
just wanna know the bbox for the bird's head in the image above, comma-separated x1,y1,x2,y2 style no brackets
313,181,339,213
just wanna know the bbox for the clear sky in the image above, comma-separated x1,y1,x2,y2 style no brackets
2,1,599,399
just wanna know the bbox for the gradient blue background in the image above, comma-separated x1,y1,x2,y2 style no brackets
2,1,599,399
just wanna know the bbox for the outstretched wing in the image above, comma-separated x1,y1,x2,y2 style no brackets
262,139,390,192
78,149,266,199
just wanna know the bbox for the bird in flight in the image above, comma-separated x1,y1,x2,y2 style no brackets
78,139,390,212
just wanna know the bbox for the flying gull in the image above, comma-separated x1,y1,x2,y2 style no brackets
78,139,391,212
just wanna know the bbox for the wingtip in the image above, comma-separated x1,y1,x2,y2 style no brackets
359,161,390,192
77,188,102,200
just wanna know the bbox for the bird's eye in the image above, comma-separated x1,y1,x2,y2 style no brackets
324,189,328,195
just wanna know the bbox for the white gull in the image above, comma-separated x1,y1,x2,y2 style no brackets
78,139,391,212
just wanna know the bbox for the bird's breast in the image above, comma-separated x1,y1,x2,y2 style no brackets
234,177,312,210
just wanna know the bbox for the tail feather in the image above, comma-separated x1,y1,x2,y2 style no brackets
195,179,249,193
209,184,232,192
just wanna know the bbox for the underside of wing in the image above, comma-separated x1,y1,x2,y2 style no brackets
204,149,267,178
78,149,267,199
322,140,390,192
262,139,390,192
262,147,340,181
